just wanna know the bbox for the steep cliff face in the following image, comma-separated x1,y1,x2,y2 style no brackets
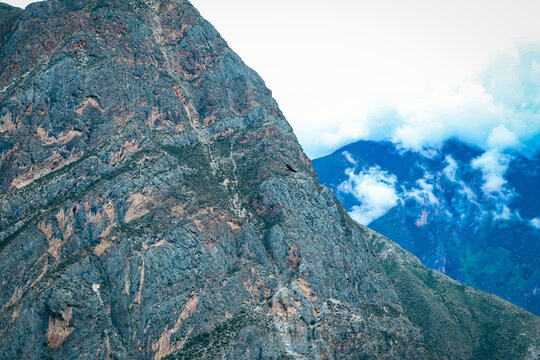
0,1,538,359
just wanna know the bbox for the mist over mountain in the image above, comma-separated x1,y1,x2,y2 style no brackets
313,139,540,315
0,1,538,359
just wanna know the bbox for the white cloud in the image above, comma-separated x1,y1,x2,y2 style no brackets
392,82,504,150
337,149,523,226
471,150,513,197
487,124,519,149
440,162,487,217
442,155,458,182
388,51,540,155
530,217,540,229
492,204,513,221
4,0,42,8
323,121,370,149
317,48,540,157
342,151,357,165
458,184,480,206
439,151,521,223
403,177,440,206
338,167,399,225
531,60,540,76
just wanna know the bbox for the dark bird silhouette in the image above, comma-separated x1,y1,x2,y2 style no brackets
286,164,297,173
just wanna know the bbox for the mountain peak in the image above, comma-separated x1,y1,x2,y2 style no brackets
0,2,22,29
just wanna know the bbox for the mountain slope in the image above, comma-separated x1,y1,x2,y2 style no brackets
313,139,540,315
0,1,538,359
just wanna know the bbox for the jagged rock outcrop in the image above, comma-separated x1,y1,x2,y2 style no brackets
0,1,538,359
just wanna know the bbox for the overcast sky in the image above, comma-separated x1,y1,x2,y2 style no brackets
6,0,540,157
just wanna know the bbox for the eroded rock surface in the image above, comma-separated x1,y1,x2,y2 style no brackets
0,1,538,359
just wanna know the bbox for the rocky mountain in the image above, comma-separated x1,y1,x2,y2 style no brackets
313,139,540,316
0,1,538,359
0,2,22,28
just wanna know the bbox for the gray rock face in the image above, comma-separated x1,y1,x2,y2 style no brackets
0,1,538,359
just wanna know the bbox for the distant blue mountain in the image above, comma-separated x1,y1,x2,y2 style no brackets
313,139,540,315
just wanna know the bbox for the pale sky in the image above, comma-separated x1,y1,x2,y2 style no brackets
5,0,540,157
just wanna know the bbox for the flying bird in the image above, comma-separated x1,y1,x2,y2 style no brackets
286,164,297,173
